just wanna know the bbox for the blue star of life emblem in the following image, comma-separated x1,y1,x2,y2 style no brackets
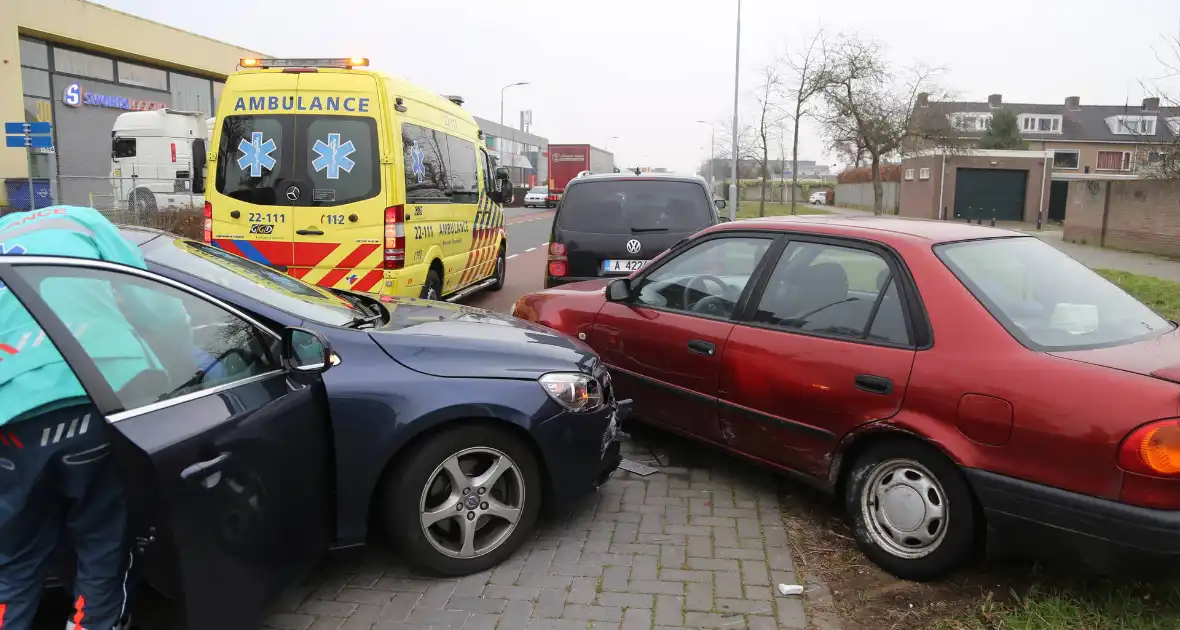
237,131,277,178
346,274,358,284
312,133,357,180
409,142,426,184
0,243,28,291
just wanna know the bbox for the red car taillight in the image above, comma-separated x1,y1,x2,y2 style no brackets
548,241,567,277
1118,418,1180,509
547,194,559,202
384,205,405,269
202,201,213,244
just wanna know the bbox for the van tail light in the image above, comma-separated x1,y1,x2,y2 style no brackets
202,201,213,244
171,142,177,163
1117,418,1180,509
547,194,559,202
547,241,567,277
384,205,405,270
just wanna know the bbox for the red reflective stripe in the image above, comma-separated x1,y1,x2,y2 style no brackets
0,434,8,447
6,432,21,449
73,595,85,627
1,602,7,629
317,244,380,288
293,242,340,267
0,344,16,356
288,267,310,280
215,239,247,258
351,269,384,293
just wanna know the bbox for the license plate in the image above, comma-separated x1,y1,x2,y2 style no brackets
603,259,648,273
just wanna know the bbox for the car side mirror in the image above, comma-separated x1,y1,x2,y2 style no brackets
606,278,632,302
283,327,334,374
499,179,514,204
714,198,726,210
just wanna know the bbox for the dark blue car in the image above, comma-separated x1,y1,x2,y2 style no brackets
1,227,625,630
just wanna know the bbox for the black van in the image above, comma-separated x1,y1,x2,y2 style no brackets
545,173,724,288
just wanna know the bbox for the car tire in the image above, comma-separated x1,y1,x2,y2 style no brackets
490,245,506,292
420,268,442,301
843,439,978,581
382,424,542,576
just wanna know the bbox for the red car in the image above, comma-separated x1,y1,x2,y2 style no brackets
512,215,1180,580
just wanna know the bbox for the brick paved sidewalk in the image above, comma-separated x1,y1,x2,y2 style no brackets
263,428,827,630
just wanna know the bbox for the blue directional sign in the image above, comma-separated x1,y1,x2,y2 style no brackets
4,122,52,135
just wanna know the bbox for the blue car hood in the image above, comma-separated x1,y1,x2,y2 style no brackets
367,297,599,379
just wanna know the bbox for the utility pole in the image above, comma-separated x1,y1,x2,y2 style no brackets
696,120,716,197
728,0,742,221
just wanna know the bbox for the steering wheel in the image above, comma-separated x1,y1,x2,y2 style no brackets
683,274,731,310
692,295,734,318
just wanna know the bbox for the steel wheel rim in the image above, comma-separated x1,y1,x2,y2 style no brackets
425,285,438,300
496,252,505,282
419,446,525,559
859,458,948,559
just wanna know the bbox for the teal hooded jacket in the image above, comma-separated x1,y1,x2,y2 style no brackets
0,206,194,426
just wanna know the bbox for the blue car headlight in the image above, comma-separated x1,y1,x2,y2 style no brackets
539,372,604,412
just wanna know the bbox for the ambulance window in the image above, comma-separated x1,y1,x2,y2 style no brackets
446,135,479,204
479,150,493,195
215,115,290,206
402,123,449,202
301,116,379,206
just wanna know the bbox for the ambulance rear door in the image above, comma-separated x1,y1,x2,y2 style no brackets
210,72,299,270
288,71,387,293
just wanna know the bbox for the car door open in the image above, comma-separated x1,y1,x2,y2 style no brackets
0,260,336,630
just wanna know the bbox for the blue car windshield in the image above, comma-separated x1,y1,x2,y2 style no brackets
142,238,362,327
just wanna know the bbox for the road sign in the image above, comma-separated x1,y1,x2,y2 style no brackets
5,120,55,211
4,121,52,135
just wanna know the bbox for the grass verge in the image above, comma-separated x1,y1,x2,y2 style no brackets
1095,268,1180,321
733,201,832,218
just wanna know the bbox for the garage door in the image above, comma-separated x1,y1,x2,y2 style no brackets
953,169,1027,222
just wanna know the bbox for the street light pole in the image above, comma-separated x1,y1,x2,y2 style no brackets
500,82,529,126
728,0,742,221
696,121,715,197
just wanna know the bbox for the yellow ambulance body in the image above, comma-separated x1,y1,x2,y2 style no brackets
203,57,513,300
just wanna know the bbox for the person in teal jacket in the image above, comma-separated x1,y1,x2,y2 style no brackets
0,205,210,630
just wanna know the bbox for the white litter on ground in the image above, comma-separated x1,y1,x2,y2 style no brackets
619,458,658,476
778,584,805,596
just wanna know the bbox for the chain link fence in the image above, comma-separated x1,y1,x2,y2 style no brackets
13,176,207,240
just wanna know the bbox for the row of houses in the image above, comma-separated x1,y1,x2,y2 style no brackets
899,94,1179,224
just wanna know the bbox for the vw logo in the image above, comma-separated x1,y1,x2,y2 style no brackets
625,239,641,254
285,185,301,201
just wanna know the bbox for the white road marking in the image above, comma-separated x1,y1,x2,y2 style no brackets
526,247,536,252
507,254,518,260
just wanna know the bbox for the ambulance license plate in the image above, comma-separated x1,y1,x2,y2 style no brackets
602,259,648,273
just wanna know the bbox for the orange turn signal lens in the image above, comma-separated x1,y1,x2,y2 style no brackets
1119,419,1180,477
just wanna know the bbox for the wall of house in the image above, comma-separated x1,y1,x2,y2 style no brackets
898,156,941,218
1064,179,1180,255
899,154,1050,222
1027,140,1143,174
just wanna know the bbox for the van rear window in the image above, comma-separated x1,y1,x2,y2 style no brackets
557,180,713,234
215,114,378,207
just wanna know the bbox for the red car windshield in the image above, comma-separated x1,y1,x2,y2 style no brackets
937,236,1173,351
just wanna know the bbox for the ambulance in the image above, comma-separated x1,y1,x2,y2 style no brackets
203,57,514,301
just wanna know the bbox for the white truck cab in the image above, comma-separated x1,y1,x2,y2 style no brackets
111,109,212,212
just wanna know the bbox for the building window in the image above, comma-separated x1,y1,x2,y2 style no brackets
170,72,213,115
53,48,115,81
19,38,49,69
1096,150,1132,172
919,167,930,180
118,61,168,90
1019,114,1062,134
948,112,991,131
21,67,51,98
212,81,225,114
1052,150,1080,169
904,168,915,180
1110,115,1157,136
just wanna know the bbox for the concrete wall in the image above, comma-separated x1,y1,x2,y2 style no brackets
899,152,1051,222
836,182,900,212
1,0,263,179
1063,179,1180,255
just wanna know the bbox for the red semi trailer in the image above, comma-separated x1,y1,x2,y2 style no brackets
546,144,614,203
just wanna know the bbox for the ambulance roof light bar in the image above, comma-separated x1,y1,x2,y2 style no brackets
240,57,370,70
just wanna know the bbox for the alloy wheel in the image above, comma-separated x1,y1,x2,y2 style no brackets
859,458,948,559
418,447,525,559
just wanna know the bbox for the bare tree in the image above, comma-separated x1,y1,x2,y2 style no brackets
752,65,787,216
784,29,831,214
1141,28,1180,179
828,135,867,167
818,35,959,214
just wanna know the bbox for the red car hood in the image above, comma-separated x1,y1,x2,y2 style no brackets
1051,327,1180,384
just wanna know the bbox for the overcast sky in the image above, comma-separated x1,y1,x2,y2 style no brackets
97,0,1180,173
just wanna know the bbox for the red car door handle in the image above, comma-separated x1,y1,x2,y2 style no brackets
855,374,893,395
180,452,232,481
687,340,716,356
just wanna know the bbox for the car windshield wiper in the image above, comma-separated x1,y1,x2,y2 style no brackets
344,312,384,329
329,288,387,329
630,227,669,233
